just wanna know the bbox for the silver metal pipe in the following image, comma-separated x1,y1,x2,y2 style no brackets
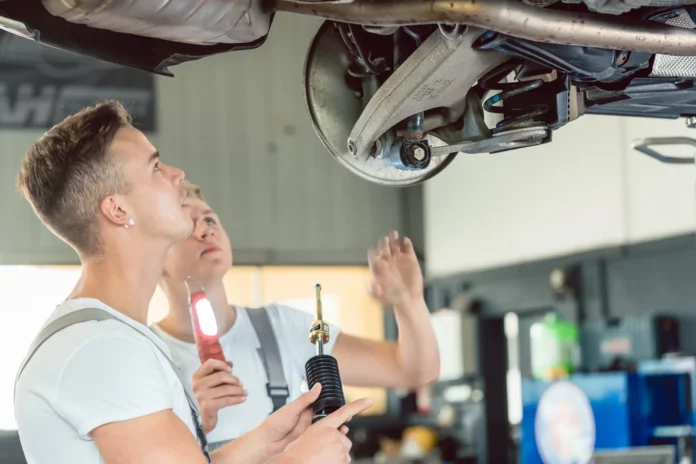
316,339,324,356
274,0,696,56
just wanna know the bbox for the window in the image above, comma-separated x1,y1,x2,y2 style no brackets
0,265,81,430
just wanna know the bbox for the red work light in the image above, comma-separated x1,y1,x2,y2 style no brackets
189,287,226,364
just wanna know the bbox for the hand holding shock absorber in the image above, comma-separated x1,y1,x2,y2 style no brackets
305,284,347,423
185,277,226,364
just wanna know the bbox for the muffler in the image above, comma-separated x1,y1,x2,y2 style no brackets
274,0,696,56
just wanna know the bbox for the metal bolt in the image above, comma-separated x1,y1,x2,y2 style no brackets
687,117,696,129
615,50,629,66
413,146,426,161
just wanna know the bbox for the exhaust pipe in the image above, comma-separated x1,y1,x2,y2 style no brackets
274,0,696,56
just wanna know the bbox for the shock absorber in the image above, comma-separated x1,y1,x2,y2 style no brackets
186,278,226,364
305,284,346,423
478,60,550,134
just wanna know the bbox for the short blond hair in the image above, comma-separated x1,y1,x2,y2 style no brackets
181,180,206,202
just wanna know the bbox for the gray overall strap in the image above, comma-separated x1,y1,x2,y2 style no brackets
15,308,211,463
246,307,289,413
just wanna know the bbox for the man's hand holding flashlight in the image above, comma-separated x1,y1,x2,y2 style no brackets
191,359,247,433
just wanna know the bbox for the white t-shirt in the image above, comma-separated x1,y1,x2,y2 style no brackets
150,304,341,444
15,298,197,464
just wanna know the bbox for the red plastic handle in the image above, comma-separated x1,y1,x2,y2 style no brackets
190,290,226,363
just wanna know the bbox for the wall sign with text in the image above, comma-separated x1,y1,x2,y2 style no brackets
0,31,157,132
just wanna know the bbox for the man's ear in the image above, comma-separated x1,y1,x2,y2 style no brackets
99,195,131,227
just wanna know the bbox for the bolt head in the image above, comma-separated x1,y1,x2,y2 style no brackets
413,146,426,161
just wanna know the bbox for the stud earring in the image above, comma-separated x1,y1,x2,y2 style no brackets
124,218,135,229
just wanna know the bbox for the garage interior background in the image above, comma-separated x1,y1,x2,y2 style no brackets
1,12,696,464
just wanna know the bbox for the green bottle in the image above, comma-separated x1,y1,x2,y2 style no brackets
530,313,580,380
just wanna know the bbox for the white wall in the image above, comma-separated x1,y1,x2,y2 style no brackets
623,118,696,244
424,115,696,278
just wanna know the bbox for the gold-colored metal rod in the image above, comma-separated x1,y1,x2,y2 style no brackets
273,0,696,56
314,284,324,355
315,283,323,322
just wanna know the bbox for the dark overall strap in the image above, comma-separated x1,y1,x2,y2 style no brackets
246,307,289,413
14,308,211,463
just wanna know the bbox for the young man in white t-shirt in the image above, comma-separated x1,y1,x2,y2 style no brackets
14,100,371,464
151,181,441,446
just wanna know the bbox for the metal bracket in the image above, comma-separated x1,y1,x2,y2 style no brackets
430,127,550,157
632,137,696,164
346,26,508,160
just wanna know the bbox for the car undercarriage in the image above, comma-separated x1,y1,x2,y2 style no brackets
3,0,696,185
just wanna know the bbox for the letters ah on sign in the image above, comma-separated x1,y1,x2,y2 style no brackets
0,31,157,132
